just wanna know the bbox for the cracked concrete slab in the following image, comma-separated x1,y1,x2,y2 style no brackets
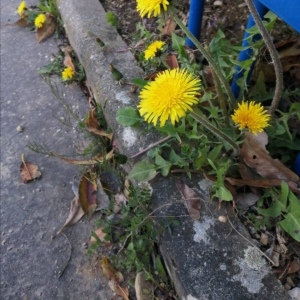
56,0,290,299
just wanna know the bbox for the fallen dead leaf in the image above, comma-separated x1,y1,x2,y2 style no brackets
240,132,299,183
63,53,75,72
86,108,113,140
101,256,128,300
287,259,300,275
123,176,130,199
226,177,300,194
166,54,179,69
79,171,97,220
90,228,111,246
101,256,124,282
259,233,269,246
176,180,201,220
108,280,129,300
57,196,85,234
5,18,29,27
20,154,42,183
36,13,56,43
162,16,177,35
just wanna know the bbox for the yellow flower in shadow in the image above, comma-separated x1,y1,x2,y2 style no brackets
138,69,201,127
34,14,46,28
144,41,165,60
136,0,169,18
231,101,270,134
62,67,74,81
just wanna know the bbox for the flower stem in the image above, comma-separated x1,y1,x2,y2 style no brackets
244,0,283,116
172,13,236,108
190,110,239,151
205,45,229,125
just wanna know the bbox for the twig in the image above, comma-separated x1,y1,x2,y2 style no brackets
129,135,172,159
244,0,283,116
58,232,72,278
227,216,275,265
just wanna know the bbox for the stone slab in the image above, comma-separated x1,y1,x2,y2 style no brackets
57,0,289,298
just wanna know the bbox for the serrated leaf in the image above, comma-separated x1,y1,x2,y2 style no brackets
215,186,233,201
280,181,289,208
155,154,172,177
171,32,185,51
116,107,142,126
280,192,300,242
131,78,148,89
128,160,157,182
256,200,282,218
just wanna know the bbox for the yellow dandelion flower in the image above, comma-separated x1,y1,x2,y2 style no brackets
138,68,201,127
34,14,46,28
17,1,26,17
62,67,74,80
136,0,169,18
231,101,270,134
144,41,165,60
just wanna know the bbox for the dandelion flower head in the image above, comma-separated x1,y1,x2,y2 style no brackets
136,0,169,18
144,41,165,60
17,1,26,17
138,68,201,127
34,14,46,28
62,67,74,80
231,101,270,134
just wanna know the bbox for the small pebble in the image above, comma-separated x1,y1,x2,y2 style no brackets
16,125,24,132
213,1,223,6
218,215,227,223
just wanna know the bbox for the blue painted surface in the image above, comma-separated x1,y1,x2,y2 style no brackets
259,0,300,32
231,0,268,99
186,0,205,48
293,153,300,176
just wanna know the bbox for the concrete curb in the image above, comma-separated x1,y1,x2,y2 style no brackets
57,0,289,299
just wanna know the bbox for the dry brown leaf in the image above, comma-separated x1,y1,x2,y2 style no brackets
5,18,29,27
52,149,114,165
259,233,269,246
79,172,97,220
57,196,85,234
253,39,300,82
225,177,300,194
63,53,75,71
287,259,300,275
86,108,113,140
176,180,201,220
20,154,42,183
240,132,299,183
123,177,130,199
36,13,56,43
166,54,179,69
108,280,129,300
101,256,124,282
90,228,111,246
162,16,177,35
